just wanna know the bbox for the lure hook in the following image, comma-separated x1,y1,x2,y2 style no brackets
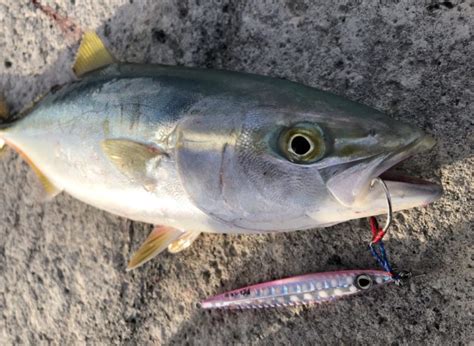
369,177,392,245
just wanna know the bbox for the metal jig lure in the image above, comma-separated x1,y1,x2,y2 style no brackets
201,177,410,310
201,269,394,309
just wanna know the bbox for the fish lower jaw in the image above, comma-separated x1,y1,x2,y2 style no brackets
350,173,442,214
358,134,441,208
354,179,442,218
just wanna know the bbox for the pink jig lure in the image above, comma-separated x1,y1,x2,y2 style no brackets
201,270,393,309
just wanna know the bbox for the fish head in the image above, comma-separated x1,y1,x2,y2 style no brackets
295,106,440,208
176,98,442,232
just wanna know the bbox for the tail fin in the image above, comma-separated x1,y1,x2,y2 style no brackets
0,95,10,153
0,137,5,153
0,116,61,199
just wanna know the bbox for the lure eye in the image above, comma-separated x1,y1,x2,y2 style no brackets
355,274,373,290
279,123,325,163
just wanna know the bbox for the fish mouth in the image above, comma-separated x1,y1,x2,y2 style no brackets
361,135,442,210
374,135,436,184
326,135,442,210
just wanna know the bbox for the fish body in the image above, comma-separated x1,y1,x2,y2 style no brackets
0,32,441,268
1,62,441,234
201,270,393,309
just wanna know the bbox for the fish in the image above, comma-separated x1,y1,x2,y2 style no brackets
0,32,442,270
201,270,393,309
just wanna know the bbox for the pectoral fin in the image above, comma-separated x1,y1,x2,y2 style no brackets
168,230,201,253
127,226,184,271
73,31,116,77
101,139,165,187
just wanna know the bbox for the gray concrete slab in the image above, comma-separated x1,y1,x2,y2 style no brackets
0,0,472,344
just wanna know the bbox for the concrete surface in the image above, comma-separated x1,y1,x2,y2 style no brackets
0,0,472,344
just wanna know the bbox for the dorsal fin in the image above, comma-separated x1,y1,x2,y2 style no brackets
73,31,116,77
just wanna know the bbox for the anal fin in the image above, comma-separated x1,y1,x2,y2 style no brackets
168,230,201,253
127,226,184,271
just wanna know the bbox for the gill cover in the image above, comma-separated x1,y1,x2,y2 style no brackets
175,112,326,231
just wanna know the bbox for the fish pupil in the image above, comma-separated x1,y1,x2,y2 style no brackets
290,135,312,156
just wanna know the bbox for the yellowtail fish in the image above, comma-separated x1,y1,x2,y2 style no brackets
0,32,441,270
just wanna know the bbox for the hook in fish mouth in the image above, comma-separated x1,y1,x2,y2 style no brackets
325,134,442,209
374,135,441,206
378,135,436,183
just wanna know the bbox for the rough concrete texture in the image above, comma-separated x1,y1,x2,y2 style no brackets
0,0,472,344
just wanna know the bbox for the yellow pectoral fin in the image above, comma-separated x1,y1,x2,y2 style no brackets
127,226,184,271
101,139,166,188
73,31,116,77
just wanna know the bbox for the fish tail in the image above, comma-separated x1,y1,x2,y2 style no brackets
0,123,15,156
0,95,60,198
0,118,61,198
0,95,11,153
0,95,20,154
0,132,5,153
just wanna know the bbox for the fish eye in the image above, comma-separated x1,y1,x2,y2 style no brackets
279,123,325,164
289,134,313,156
355,274,373,290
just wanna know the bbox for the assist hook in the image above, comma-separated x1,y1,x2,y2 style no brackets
369,177,393,245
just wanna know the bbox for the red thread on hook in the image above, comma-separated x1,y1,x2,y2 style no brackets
369,216,385,244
